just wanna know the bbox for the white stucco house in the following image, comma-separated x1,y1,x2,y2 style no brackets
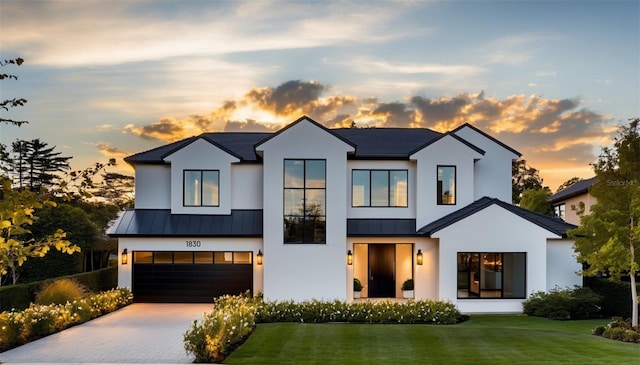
109,116,581,313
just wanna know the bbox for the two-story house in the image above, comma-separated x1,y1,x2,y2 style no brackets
549,177,597,225
109,116,581,313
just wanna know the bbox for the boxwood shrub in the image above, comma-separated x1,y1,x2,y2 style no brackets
522,286,602,320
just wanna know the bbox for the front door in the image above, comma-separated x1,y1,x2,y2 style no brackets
368,244,395,297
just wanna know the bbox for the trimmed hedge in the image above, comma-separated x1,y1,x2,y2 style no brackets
522,286,602,320
0,266,117,312
585,277,640,318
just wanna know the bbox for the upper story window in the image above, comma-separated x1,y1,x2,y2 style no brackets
183,170,219,206
437,165,456,205
352,170,408,207
284,159,326,244
553,203,566,220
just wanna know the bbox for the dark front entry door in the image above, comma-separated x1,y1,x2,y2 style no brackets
368,244,395,297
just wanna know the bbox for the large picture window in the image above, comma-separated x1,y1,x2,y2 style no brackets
352,170,408,207
437,166,456,205
284,159,326,244
457,252,526,299
184,170,219,206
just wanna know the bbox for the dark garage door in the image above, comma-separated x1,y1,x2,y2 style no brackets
133,251,253,303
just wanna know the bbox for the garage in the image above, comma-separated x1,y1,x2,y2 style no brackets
132,251,253,303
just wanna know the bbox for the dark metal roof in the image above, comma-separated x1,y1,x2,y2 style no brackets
417,197,576,237
451,123,522,157
108,209,263,237
333,128,442,159
549,177,597,203
347,219,418,236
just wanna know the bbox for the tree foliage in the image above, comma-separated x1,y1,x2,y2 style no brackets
556,177,582,193
0,58,28,126
0,178,80,285
519,188,553,216
569,117,640,326
512,158,546,204
1,139,72,192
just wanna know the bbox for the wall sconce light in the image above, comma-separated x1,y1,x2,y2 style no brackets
347,250,353,265
416,249,423,266
121,249,128,265
256,250,263,265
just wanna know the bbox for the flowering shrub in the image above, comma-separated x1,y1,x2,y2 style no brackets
593,317,640,343
183,293,461,363
0,287,132,351
184,293,256,363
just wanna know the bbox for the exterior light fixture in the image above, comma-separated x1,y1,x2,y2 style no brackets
256,250,263,265
121,249,128,265
416,249,423,265
347,250,353,265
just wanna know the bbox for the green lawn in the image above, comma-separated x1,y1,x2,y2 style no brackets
225,315,639,364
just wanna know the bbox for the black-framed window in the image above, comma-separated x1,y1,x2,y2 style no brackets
184,170,220,206
553,203,566,220
457,252,526,299
352,170,408,207
284,159,326,244
437,165,456,205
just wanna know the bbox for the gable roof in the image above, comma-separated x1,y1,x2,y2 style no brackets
407,131,485,157
549,177,597,203
417,197,576,237
254,115,356,152
108,209,263,237
451,123,522,157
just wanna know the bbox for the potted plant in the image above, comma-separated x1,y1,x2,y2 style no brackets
401,278,414,299
353,278,363,299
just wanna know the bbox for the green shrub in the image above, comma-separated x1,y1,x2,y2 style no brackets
593,317,640,343
401,279,414,291
585,277,639,318
522,286,602,320
35,278,90,305
354,278,363,291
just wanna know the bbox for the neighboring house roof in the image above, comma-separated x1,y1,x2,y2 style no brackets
347,219,418,236
417,197,576,237
549,177,597,204
108,209,263,237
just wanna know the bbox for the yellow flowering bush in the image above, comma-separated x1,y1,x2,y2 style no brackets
0,287,132,351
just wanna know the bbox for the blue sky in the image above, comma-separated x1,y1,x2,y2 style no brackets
1,0,638,191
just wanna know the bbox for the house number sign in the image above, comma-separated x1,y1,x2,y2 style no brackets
185,240,202,248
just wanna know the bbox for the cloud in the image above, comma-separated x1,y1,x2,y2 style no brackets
342,57,486,77
223,119,281,132
95,142,129,158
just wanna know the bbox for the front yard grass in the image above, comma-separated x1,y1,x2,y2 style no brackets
225,315,638,364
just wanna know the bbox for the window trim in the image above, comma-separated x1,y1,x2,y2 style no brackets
437,165,456,205
456,252,527,300
183,169,220,207
553,203,566,221
283,159,327,244
351,169,409,208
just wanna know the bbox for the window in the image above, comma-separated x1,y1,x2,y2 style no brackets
553,204,566,220
352,170,408,207
284,159,326,243
457,252,526,299
437,166,456,205
184,170,219,206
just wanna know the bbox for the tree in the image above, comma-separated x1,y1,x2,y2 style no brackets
556,177,582,193
512,159,546,204
93,172,135,209
569,118,640,326
0,57,28,126
1,139,72,192
519,188,553,216
0,178,80,285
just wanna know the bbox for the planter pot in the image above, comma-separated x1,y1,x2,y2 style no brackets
354,291,362,299
402,290,414,299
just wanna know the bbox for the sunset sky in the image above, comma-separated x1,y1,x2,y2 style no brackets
1,0,638,192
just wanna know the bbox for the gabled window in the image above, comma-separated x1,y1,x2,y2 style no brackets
352,170,408,207
457,252,526,299
183,170,219,206
437,165,456,205
284,159,326,244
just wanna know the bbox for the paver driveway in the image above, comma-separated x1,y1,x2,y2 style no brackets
0,303,212,364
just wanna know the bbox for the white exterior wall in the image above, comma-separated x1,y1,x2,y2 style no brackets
256,119,354,301
347,160,416,219
231,164,263,209
546,239,582,290
434,204,559,313
410,135,483,228
117,237,264,294
453,126,519,202
134,165,171,209
164,138,240,215
346,237,438,301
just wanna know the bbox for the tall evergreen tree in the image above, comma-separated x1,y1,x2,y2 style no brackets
2,139,72,192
